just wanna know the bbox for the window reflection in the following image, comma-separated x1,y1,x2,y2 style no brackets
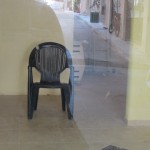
47,0,149,124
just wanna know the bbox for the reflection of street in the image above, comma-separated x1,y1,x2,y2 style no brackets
55,11,74,49
47,1,64,10
74,14,129,71
73,13,128,128
55,9,129,83
73,14,91,65
45,0,73,11
74,67,128,125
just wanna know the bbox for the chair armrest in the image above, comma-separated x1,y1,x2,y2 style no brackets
69,65,74,101
69,65,74,85
66,50,73,67
68,65,74,117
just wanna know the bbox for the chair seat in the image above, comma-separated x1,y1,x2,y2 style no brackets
33,81,69,88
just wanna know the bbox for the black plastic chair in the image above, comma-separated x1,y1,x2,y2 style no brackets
28,42,74,120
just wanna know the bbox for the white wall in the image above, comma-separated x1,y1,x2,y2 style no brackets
0,0,66,95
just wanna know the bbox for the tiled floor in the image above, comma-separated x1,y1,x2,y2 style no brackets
0,69,150,150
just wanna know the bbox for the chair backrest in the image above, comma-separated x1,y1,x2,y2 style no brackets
29,42,69,83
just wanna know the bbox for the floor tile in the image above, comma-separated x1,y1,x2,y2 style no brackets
0,68,149,150
19,128,64,144
0,144,19,150
0,130,19,144
20,143,66,150
0,117,19,130
63,142,89,150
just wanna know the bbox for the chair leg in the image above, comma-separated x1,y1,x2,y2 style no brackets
28,86,34,119
64,87,73,120
28,98,33,119
33,87,39,110
61,88,66,111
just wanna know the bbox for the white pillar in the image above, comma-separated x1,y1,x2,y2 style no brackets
103,0,111,28
120,0,127,40
142,0,149,53
64,0,68,10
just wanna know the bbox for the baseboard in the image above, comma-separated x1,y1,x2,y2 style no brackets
126,119,150,126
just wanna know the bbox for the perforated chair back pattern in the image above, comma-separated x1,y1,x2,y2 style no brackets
29,42,71,83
